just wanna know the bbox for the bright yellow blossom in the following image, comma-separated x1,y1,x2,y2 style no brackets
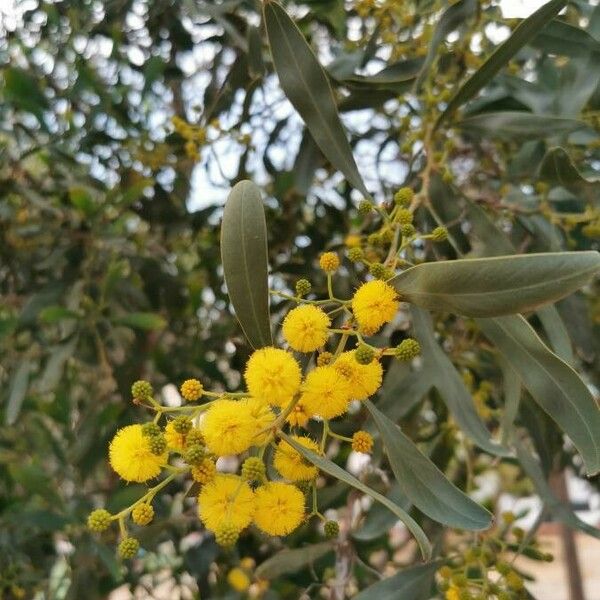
253,482,305,536
180,378,203,401
299,366,352,419
109,425,167,483
244,396,275,446
351,280,399,335
227,567,250,592
445,586,460,600
244,347,301,408
282,305,330,352
274,436,319,481
198,474,255,532
333,351,383,400
201,399,257,456
164,421,187,452
286,401,310,428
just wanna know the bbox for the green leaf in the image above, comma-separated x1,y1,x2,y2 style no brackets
437,0,568,127
414,0,477,91
352,484,410,541
539,146,600,187
255,542,333,579
393,252,600,318
478,315,600,476
4,67,48,125
533,19,600,58
6,361,30,425
113,312,167,331
352,560,443,600
412,307,508,456
366,400,492,530
516,442,600,539
455,112,588,139
279,431,432,560
221,180,273,348
263,1,369,197
500,358,521,446
536,304,575,365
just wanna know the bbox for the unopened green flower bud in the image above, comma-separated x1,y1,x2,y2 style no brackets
324,520,339,539
215,523,239,548
173,416,192,434
400,223,416,237
149,434,167,455
241,457,266,484
185,443,205,465
132,502,154,526
369,262,387,279
395,338,421,361
358,200,373,215
295,279,311,297
87,509,112,532
394,208,413,225
431,226,448,242
355,344,375,365
118,536,140,559
394,187,414,206
347,247,364,262
131,380,153,401
141,422,161,438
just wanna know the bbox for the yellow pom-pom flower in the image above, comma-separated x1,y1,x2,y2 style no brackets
253,482,305,536
192,458,217,484
351,280,399,335
164,421,187,452
109,425,167,483
274,436,319,481
244,347,301,408
282,305,330,353
333,351,383,400
299,366,352,419
180,378,203,401
319,251,340,272
352,431,374,454
198,474,255,533
201,399,257,456
227,567,250,592
244,396,275,446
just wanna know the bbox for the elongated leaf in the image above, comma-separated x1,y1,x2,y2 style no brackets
536,305,575,365
263,1,369,197
516,442,600,539
455,111,588,139
113,312,167,331
539,146,600,187
256,542,333,579
414,0,477,91
366,401,492,530
478,315,600,475
412,308,508,456
437,0,567,127
533,19,600,58
393,252,600,318
221,180,273,348
352,484,410,541
500,358,521,446
279,431,431,559
6,361,30,425
352,560,443,600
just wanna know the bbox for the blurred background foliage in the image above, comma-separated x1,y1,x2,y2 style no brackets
0,0,599,598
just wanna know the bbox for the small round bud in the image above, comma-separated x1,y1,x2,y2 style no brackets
295,279,312,297
369,262,387,279
141,422,161,438
324,520,339,539
431,226,448,242
319,252,340,273
118,536,140,559
186,429,205,446
131,380,153,401
380,228,394,243
185,443,205,465
347,247,364,262
345,234,361,248
241,457,266,484
358,200,373,215
317,351,333,366
394,208,413,225
355,344,375,365
180,378,203,402
400,223,416,237
131,503,154,526
395,338,421,361
149,434,167,455
367,232,382,246
87,509,112,532
191,458,217,484
215,523,239,548
352,431,373,454
394,187,414,206
173,416,192,434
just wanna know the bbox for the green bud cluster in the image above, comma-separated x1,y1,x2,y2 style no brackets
395,338,421,361
141,422,161,438
131,380,153,401
215,523,239,548
394,187,414,206
295,278,311,297
431,226,448,242
355,344,375,365
324,520,339,539
185,443,205,465
400,223,416,237
87,509,112,532
394,208,413,225
241,457,266,484
347,247,364,262
369,262,387,279
118,536,140,559
358,200,373,215
186,429,205,446
173,416,192,434
149,434,167,455
132,502,154,526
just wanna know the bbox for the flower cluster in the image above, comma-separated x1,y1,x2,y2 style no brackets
88,189,427,561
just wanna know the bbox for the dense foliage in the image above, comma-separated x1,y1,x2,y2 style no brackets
1,0,600,598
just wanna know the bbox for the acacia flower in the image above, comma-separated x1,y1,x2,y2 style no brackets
274,436,319,481
198,474,255,532
351,280,399,335
282,304,330,352
333,351,383,400
253,482,305,536
201,399,257,456
299,366,352,419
